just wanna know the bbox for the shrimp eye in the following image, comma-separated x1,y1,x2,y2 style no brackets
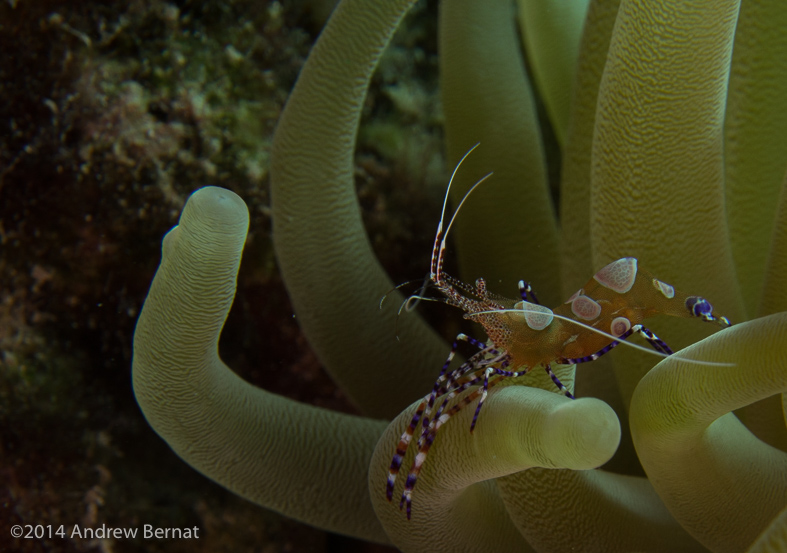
686,296,713,319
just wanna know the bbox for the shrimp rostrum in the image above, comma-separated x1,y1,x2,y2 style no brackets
385,144,732,519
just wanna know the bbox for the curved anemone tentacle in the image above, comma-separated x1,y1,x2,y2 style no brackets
439,0,561,305
496,467,702,553
630,313,787,553
591,0,745,406
559,0,620,294
131,0,787,549
760,169,787,318
270,0,445,419
370,367,619,553
515,0,590,146
724,0,787,318
741,169,787,451
716,0,787,452
132,187,390,543
557,0,637,474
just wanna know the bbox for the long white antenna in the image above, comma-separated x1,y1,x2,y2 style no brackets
436,142,481,237
441,171,494,254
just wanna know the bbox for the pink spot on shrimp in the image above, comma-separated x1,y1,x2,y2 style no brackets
594,257,638,293
570,295,602,320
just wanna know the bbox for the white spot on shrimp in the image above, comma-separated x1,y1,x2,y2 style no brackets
594,257,638,293
514,300,554,330
570,295,602,320
561,334,579,348
414,452,427,468
610,316,631,337
652,278,675,299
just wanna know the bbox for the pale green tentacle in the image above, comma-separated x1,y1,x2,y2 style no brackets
748,169,787,450
760,169,787,318
557,0,636,474
515,0,590,146
591,0,745,406
133,187,390,543
720,0,787,452
497,468,703,553
439,0,560,305
630,313,787,553
724,0,787,318
559,0,620,295
270,0,445,419
370,368,618,553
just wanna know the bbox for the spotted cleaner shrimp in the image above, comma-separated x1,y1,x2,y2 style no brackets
384,144,732,519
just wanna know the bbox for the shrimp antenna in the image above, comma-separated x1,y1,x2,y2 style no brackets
441,172,494,255
473,308,735,367
430,142,493,283
400,273,433,313
390,294,447,342
379,278,431,309
436,143,481,239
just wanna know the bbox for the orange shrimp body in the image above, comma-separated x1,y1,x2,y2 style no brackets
475,257,730,369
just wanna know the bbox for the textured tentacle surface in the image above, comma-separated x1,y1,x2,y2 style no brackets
630,313,787,553
591,0,745,405
515,0,590,146
370,383,619,552
559,0,621,295
132,187,390,543
724,0,787,317
497,468,703,553
270,0,445,419
741,170,787,451
439,0,560,304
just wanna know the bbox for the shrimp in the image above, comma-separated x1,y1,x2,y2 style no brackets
385,144,732,519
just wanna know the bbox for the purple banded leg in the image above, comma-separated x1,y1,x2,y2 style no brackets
420,336,497,435
469,364,531,431
558,324,674,368
428,354,511,438
544,363,574,399
421,345,505,433
400,374,510,519
386,398,428,500
387,362,489,502
518,280,540,304
399,428,439,517
425,372,487,444
418,365,490,450
387,333,478,501
636,326,673,354
470,367,495,431
388,334,500,501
